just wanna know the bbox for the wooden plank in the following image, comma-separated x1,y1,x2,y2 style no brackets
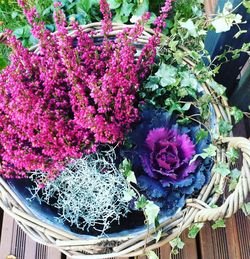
35,243,47,259
212,225,229,259
181,230,198,259
0,208,3,235
14,225,26,259
160,244,171,259
24,235,37,259
225,216,241,259
235,211,250,259
48,247,62,259
198,222,215,259
0,213,17,258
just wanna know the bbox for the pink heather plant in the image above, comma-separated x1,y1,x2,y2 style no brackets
0,0,174,178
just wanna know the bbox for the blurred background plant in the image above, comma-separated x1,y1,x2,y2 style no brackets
0,0,199,70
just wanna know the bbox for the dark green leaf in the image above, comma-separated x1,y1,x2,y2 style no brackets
136,195,148,209
230,107,243,123
219,120,233,136
195,129,208,143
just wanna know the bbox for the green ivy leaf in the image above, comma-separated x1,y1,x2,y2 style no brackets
180,19,198,37
121,2,134,17
214,184,223,194
226,148,239,163
241,202,250,216
0,56,8,70
107,0,122,10
169,40,178,52
146,251,159,259
219,120,233,136
214,162,231,177
155,229,162,243
190,144,217,163
120,159,137,183
126,170,137,184
11,11,19,19
155,64,177,86
120,158,132,174
212,219,226,229
123,189,136,202
229,179,238,191
180,71,198,89
13,25,31,39
170,237,185,250
204,144,217,157
182,102,192,111
130,0,149,22
230,106,244,123
177,117,191,125
188,223,204,238
243,0,250,13
209,80,226,95
228,168,240,191
136,195,148,209
230,168,241,179
211,2,242,33
195,129,208,143
145,201,160,226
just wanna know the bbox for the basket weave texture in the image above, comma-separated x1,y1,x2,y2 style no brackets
0,23,249,259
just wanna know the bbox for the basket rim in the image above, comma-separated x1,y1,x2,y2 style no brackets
0,22,249,259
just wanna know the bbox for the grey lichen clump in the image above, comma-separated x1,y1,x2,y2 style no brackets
30,149,130,235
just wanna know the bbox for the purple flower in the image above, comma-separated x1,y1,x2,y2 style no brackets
141,128,198,185
127,107,213,215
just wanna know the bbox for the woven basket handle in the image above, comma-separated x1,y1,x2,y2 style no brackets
194,137,250,222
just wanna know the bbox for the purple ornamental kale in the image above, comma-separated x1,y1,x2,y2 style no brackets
128,107,213,216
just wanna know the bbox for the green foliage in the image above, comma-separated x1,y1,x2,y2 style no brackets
219,120,233,136
120,158,137,184
230,106,244,123
195,129,208,144
188,223,204,238
228,168,240,191
226,148,239,164
107,0,151,23
214,162,231,177
209,80,226,95
211,2,243,33
146,250,159,259
170,237,185,255
135,195,148,209
243,0,250,13
241,202,250,216
190,144,217,163
145,201,160,226
212,219,226,229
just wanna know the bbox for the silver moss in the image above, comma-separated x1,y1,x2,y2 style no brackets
29,148,130,235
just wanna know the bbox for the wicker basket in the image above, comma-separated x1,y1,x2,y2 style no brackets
0,23,250,259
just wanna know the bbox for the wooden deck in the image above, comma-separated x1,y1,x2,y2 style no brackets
0,209,249,259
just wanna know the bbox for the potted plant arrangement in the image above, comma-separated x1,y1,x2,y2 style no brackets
0,0,249,258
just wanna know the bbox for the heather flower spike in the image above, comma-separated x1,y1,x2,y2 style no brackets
0,0,175,178
100,0,112,35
